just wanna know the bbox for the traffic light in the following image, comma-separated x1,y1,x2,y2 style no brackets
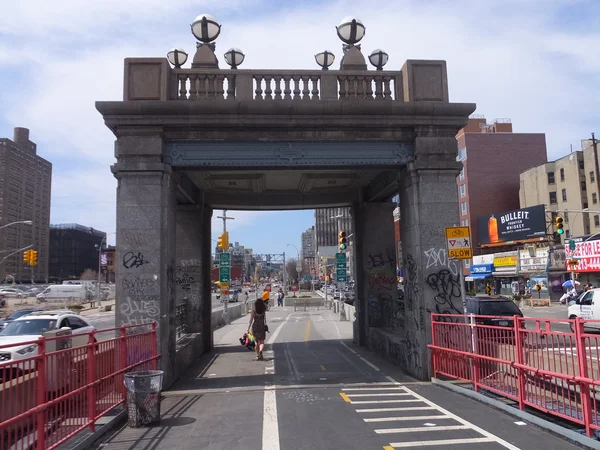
217,232,229,250
338,230,347,251
23,250,31,265
556,216,564,235
30,250,38,267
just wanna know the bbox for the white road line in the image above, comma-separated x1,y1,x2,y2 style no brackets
340,341,381,372
363,414,451,421
342,387,405,391
346,393,411,397
376,425,469,434
262,386,279,450
398,385,521,450
350,400,422,405
389,437,496,447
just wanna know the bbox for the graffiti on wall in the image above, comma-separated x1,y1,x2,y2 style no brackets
122,251,149,269
175,262,203,328
365,248,396,328
402,253,419,309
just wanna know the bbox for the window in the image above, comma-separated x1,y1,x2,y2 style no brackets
464,260,470,268
459,184,466,198
579,160,585,170
582,181,587,191
457,148,467,161
591,171,595,183
594,193,598,204
564,212,569,222
459,168,465,181
584,202,589,209
562,188,567,201
460,201,468,215
595,216,600,227
560,168,565,181
461,219,469,226
549,192,557,204
547,172,555,184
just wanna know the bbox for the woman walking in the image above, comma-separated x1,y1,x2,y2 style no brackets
248,298,268,360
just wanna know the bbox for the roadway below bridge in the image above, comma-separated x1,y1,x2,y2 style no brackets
94,306,577,450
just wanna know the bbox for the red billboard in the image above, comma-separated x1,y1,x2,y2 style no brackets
565,239,600,272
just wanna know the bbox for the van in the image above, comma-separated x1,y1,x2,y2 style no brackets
567,289,600,331
37,285,89,302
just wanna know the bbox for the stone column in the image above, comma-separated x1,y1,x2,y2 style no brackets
112,133,177,388
352,202,397,345
175,206,204,336
201,207,213,352
398,127,463,380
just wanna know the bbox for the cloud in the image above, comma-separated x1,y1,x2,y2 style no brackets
1,0,599,247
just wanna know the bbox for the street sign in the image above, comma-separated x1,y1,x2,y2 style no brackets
219,252,231,283
336,252,347,282
100,253,108,267
304,275,312,281
445,226,472,260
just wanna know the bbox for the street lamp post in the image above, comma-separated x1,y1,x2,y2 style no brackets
0,220,33,283
95,233,115,307
0,220,33,231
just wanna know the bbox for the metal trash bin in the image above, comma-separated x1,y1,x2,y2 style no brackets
124,370,164,428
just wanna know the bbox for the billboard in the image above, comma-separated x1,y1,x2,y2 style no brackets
477,205,546,245
565,239,600,273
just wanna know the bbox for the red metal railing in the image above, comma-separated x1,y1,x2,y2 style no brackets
429,314,600,437
0,323,159,450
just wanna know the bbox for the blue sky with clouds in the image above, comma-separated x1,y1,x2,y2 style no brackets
0,0,599,254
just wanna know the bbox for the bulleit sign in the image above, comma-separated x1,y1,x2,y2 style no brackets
477,205,546,245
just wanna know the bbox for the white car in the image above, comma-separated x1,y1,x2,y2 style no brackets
0,288,23,299
0,311,96,374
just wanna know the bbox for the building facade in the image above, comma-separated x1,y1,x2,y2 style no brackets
48,224,106,282
520,151,588,239
301,226,316,258
314,207,353,248
0,128,52,283
457,116,547,274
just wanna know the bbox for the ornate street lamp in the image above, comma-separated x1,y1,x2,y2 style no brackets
315,50,335,70
368,49,389,70
167,48,188,68
191,14,221,43
336,17,366,45
224,48,245,69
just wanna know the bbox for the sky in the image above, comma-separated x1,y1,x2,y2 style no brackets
0,0,599,254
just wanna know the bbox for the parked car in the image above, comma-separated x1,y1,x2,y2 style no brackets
0,309,43,331
0,288,23,299
343,291,355,305
0,310,96,374
465,295,524,327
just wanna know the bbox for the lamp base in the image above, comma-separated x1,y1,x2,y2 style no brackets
192,43,219,69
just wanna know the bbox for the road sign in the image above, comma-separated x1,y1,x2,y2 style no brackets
219,252,231,283
304,275,312,281
336,252,348,282
445,227,472,260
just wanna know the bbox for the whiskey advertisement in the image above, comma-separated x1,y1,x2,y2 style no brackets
477,205,546,245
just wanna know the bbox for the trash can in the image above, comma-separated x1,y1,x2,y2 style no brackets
124,370,164,428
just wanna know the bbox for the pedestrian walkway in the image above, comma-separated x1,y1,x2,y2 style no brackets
94,305,583,450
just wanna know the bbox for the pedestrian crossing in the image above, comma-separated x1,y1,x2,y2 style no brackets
339,385,520,449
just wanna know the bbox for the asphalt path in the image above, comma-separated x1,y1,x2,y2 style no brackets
97,305,581,450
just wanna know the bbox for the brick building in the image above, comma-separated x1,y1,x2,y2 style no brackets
0,128,52,283
457,117,547,273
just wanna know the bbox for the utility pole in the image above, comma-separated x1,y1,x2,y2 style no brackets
216,210,234,321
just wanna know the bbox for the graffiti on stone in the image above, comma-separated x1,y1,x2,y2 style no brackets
426,269,462,316
122,231,147,247
423,248,459,276
402,253,419,309
180,259,201,267
122,251,149,269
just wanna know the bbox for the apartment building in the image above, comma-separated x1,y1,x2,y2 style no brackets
314,207,352,248
520,152,588,239
0,128,52,283
49,224,107,281
456,116,547,274
301,226,316,258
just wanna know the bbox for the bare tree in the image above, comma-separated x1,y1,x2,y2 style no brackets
286,258,300,284
80,268,97,280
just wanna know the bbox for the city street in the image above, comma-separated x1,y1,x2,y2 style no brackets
96,306,578,450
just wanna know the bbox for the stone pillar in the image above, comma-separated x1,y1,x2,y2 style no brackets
398,127,463,380
112,134,177,388
175,206,204,336
201,207,213,352
352,202,397,345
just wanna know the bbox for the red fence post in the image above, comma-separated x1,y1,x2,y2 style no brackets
87,330,97,432
470,314,480,392
35,337,46,450
514,315,526,410
430,314,437,377
120,325,128,401
151,321,158,370
574,317,593,437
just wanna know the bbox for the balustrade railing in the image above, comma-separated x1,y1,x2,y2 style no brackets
171,68,401,101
